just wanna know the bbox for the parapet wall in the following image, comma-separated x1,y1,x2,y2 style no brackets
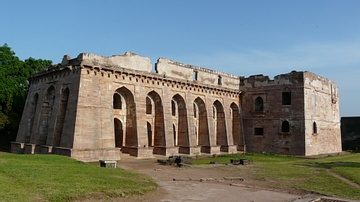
61,52,153,72
155,58,240,90
240,71,305,88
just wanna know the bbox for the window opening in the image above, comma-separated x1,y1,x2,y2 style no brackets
146,96,152,114
313,122,317,134
217,75,222,85
193,71,198,81
254,97,264,112
254,128,264,136
282,92,291,105
281,120,290,133
113,93,122,109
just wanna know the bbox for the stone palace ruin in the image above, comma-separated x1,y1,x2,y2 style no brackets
11,52,342,161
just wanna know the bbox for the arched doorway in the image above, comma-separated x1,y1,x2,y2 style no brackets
38,85,56,145
173,94,189,152
114,118,123,148
53,88,70,147
147,91,165,154
214,100,228,151
194,97,210,153
230,102,241,145
113,87,137,154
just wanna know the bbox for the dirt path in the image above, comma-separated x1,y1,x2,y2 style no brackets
116,156,303,202
326,169,360,190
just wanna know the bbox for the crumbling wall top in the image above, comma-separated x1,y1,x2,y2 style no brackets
240,71,305,88
61,52,152,72
155,58,239,90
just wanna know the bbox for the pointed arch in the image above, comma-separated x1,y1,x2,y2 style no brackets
194,97,209,150
172,94,189,150
146,96,152,114
114,87,137,151
113,93,122,109
114,118,123,147
254,96,264,112
147,91,165,153
281,120,290,133
38,85,56,145
313,121,317,134
53,87,70,147
214,100,227,150
230,102,241,145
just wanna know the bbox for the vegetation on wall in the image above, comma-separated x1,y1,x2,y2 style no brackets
0,44,52,151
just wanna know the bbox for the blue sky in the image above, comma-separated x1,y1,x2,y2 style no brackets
1,0,359,116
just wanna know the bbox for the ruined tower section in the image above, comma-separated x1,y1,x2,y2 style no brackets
303,72,341,155
240,72,306,155
240,71,341,156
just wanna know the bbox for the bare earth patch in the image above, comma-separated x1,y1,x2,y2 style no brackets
113,155,307,202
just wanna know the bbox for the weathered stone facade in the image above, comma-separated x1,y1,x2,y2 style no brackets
12,52,342,161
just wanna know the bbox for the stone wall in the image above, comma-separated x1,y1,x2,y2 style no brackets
240,72,306,155
12,52,342,161
156,58,239,90
303,72,342,155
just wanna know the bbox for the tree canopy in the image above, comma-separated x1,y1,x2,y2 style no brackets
0,44,52,149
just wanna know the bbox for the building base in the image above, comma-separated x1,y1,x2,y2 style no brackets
179,146,201,155
201,145,221,155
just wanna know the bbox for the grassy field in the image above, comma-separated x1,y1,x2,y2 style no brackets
0,153,157,202
1,152,359,201
193,153,360,200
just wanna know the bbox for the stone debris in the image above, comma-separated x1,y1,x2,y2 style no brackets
157,156,193,167
230,158,253,165
173,177,244,182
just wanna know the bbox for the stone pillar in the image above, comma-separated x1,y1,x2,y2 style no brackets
205,100,220,155
161,87,179,156
135,85,153,158
224,99,238,153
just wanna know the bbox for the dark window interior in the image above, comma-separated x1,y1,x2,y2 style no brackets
254,128,264,135
282,92,291,105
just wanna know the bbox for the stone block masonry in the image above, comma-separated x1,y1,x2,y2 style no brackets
12,52,342,161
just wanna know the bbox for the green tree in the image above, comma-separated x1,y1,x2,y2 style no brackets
0,44,51,150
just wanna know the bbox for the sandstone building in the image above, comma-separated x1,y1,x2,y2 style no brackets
11,52,342,161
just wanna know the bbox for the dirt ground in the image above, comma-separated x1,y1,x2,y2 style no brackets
111,155,314,202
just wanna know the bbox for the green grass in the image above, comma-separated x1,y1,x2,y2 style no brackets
0,153,157,202
193,153,360,200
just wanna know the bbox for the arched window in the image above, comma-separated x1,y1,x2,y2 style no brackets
254,97,264,112
146,96,152,114
313,122,317,134
113,93,122,109
281,120,290,133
